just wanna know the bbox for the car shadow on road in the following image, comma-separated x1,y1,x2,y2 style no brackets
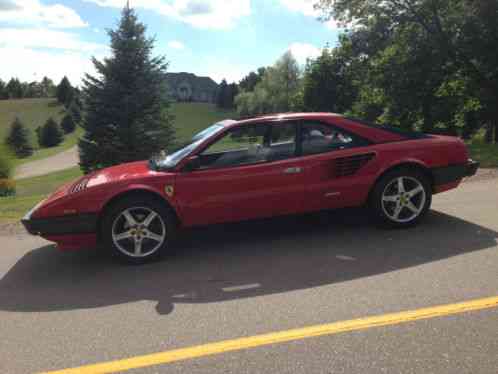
0,209,496,315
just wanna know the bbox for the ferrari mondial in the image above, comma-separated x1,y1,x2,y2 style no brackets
22,113,479,263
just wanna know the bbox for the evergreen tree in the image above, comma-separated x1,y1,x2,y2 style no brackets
216,79,228,108
56,76,74,106
226,83,239,109
79,4,175,173
61,113,76,134
40,76,55,97
39,117,63,148
6,78,23,98
68,100,82,124
0,79,6,100
5,117,33,158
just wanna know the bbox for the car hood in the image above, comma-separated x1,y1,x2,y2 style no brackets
85,160,154,188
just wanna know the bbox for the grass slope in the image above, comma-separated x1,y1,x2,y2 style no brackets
172,102,236,143
0,166,82,222
0,98,79,166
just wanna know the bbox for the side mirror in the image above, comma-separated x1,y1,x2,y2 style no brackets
183,155,201,172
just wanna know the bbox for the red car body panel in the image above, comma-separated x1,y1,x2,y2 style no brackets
21,113,477,251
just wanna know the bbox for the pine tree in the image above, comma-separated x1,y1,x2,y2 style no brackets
56,76,74,107
5,117,34,158
6,78,23,98
0,79,6,100
79,4,175,173
61,114,76,134
39,117,64,148
68,100,82,124
217,79,228,109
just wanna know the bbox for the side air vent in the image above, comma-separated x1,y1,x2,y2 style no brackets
335,153,375,177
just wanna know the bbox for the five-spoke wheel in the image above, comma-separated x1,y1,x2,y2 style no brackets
112,207,166,258
102,195,177,263
371,168,431,227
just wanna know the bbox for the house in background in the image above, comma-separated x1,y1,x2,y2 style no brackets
164,72,218,103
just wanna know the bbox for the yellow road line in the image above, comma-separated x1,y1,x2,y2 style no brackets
42,296,498,374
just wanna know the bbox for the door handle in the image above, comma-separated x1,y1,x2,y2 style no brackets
283,167,303,174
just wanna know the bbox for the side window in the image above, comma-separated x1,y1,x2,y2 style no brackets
199,125,269,169
267,122,297,161
300,121,364,156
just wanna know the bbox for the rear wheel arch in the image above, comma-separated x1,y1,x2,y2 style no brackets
370,162,434,197
97,189,180,240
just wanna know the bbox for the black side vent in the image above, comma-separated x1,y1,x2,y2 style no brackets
335,153,375,177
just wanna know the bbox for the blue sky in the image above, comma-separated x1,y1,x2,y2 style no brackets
0,0,342,86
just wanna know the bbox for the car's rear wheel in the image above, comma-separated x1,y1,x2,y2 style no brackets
370,168,432,228
102,195,176,264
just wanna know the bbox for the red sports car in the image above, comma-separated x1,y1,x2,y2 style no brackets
22,113,479,263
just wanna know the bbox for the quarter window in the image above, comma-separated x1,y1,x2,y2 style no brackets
300,122,366,156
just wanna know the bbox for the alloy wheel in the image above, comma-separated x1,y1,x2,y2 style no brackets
111,207,166,258
381,176,427,223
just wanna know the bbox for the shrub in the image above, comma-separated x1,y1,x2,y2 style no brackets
0,145,15,197
0,178,16,197
39,117,64,148
5,117,34,158
61,113,76,134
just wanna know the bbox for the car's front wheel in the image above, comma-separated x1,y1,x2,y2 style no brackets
370,168,432,228
102,195,176,264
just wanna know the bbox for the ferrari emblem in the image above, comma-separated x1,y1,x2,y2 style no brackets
165,185,174,197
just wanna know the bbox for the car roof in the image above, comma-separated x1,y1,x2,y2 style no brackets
222,112,344,128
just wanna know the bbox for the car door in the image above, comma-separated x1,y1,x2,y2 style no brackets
298,120,378,212
175,121,308,227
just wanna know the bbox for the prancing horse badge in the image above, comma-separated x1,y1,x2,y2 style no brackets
165,185,174,197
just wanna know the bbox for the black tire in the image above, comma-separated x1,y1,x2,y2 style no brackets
101,194,177,264
370,168,432,228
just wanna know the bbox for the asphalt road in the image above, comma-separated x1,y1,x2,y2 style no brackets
0,178,497,373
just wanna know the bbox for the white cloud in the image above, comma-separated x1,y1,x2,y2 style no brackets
168,40,185,49
0,27,108,86
278,0,343,30
0,28,106,52
279,0,318,17
0,46,104,86
288,42,321,65
84,0,251,30
0,0,88,28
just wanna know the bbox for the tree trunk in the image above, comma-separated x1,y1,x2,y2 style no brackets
485,123,494,143
494,123,498,144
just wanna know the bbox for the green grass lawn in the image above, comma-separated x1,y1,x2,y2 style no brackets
0,98,80,166
172,102,236,143
0,166,82,222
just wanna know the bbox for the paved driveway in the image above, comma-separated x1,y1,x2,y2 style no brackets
14,146,78,179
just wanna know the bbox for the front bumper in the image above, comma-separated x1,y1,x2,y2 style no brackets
432,159,480,186
21,201,98,236
465,159,479,178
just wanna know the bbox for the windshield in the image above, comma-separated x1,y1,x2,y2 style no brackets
152,123,225,170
